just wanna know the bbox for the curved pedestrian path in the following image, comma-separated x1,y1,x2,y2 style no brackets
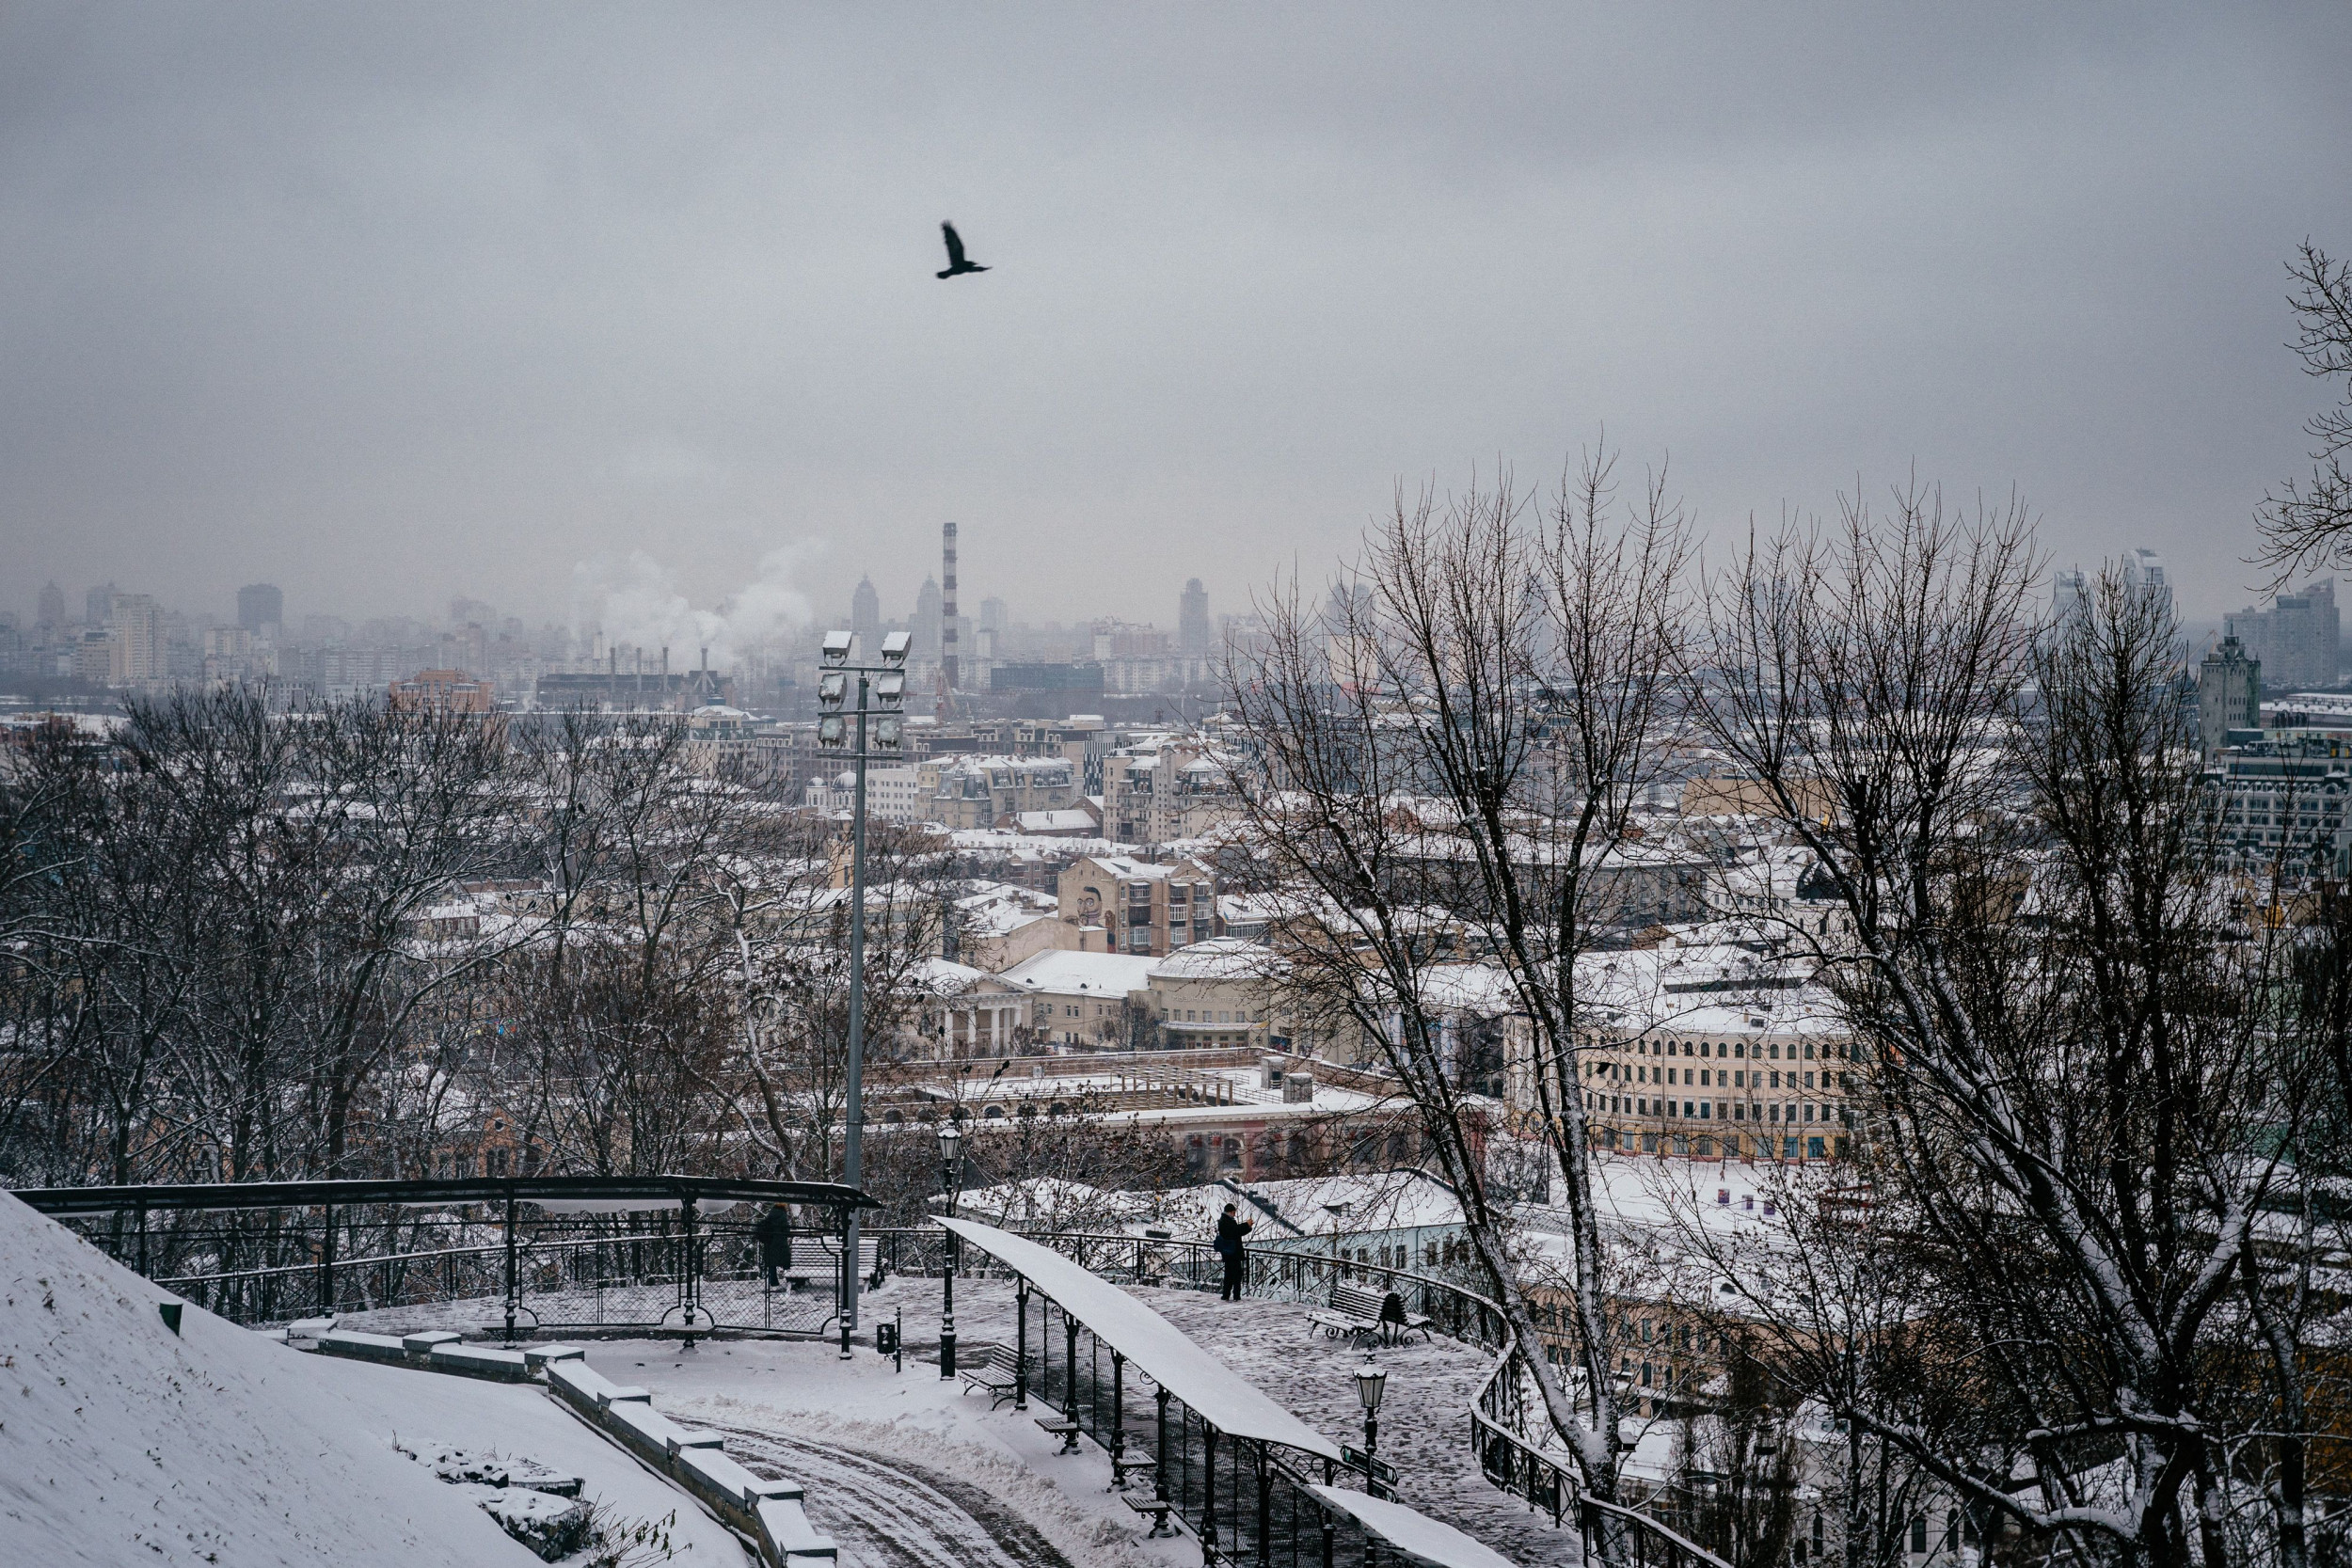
714,1422,1084,1568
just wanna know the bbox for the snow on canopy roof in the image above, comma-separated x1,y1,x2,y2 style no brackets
531,1196,743,1215
1307,1486,1519,1568
938,1216,1343,1462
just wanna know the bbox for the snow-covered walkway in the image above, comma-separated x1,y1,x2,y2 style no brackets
921,1278,1577,1568
322,1268,1576,1566
572,1338,1198,1568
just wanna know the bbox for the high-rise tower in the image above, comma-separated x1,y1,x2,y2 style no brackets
850,576,882,657
1179,578,1210,655
942,522,960,693
237,583,283,634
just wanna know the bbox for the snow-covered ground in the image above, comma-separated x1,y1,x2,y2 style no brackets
6,1183,1567,1568
587,1337,1199,1568
298,1270,1576,1565
577,1276,1577,1568
0,1190,746,1565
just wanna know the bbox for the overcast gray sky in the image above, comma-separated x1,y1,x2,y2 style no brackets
5,3,2349,639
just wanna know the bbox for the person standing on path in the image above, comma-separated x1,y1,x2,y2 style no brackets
1215,1203,1254,1301
757,1202,794,1289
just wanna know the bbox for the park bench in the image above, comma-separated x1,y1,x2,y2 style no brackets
958,1341,1025,1407
1305,1281,1432,1345
782,1237,882,1292
1122,1493,1179,1537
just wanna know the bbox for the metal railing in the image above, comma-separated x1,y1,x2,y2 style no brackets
1009,1276,1377,1568
100,1209,1726,1567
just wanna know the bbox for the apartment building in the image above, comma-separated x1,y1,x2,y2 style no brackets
1057,853,1218,957
1098,737,1245,844
1487,926,1867,1162
389,668,495,714
919,753,1080,831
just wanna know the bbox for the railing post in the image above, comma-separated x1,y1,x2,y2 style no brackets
502,1191,518,1344
321,1202,336,1317
1255,1441,1271,1568
680,1196,700,1342
1203,1425,1218,1567
135,1201,148,1278
1015,1277,1031,1410
1110,1350,1127,1472
1155,1386,1172,1502
1065,1311,1080,1419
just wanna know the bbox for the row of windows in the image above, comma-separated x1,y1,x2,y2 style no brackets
1590,1093,1845,1124
1596,1037,1853,1062
1593,1062,1844,1091
1600,1129,1838,1159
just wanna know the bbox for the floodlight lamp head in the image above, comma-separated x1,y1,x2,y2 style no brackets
822,630,852,664
818,671,849,707
874,670,906,706
873,715,903,750
880,630,912,665
818,714,847,748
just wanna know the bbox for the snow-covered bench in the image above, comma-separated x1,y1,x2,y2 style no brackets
1306,1282,1431,1345
958,1342,1024,1407
784,1237,882,1291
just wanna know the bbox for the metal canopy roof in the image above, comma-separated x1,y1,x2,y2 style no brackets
8,1175,875,1218
939,1215,1344,1463
1307,1487,1521,1568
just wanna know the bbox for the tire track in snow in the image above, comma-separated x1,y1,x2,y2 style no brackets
710,1423,1080,1568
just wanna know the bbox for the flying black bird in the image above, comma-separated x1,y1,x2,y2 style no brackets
936,221,990,279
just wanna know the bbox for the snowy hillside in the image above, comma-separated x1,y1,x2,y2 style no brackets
0,1191,685,1566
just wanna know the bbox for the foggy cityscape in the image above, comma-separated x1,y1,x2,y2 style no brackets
7,11,2352,1568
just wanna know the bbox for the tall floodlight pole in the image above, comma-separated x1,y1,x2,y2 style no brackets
818,626,911,1356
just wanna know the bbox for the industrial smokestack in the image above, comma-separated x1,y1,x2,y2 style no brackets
941,522,959,694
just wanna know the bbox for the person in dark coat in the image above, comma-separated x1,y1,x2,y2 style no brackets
1215,1203,1254,1301
756,1202,794,1288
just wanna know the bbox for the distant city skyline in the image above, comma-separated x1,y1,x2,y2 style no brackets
6,8,2348,627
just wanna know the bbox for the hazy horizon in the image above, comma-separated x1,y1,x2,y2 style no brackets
7,5,2351,640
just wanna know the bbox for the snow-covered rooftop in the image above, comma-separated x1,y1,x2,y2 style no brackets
1150,937,1287,982
995,949,1162,995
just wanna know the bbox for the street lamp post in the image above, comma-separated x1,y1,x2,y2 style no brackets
1355,1362,1388,1499
817,626,911,1357
939,1119,963,1378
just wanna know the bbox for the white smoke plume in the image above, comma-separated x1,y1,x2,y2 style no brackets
571,544,819,668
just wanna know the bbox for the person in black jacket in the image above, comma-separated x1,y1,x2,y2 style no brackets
756,1202,794,1288
1215,1203,1254,1301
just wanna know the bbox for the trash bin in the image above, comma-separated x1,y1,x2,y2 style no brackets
874,1321,899,1355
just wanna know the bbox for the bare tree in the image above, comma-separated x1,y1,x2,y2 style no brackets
1228,449,1692,1526
2257,241,2352,585
1692,491,2328,1568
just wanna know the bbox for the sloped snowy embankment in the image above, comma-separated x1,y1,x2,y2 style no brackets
0,1192,742,1566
